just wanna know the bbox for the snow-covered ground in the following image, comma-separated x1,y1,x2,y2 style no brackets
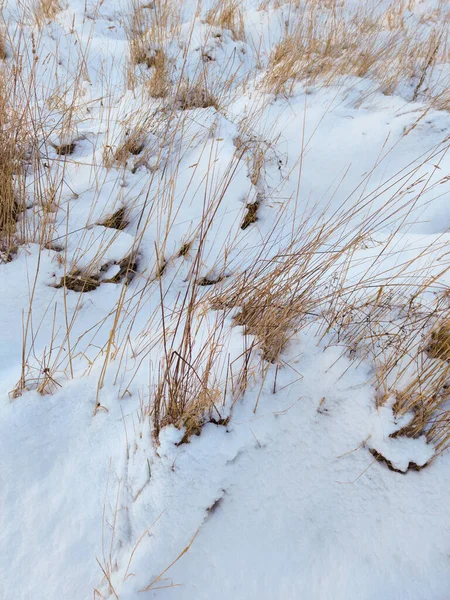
1,0,450,598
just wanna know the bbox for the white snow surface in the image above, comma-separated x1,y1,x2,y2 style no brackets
1,0,450,599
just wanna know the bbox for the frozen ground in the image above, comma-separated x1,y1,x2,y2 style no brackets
1,0,450,599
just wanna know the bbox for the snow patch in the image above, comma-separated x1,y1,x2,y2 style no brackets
368,397,436,473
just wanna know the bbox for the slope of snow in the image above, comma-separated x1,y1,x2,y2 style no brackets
3,333,450,599
1,1,450,599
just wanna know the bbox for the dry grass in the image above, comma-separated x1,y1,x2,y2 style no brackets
426,323,450,361
6,6,450,595
205,0,245,42
0,73,27,258
0,28,7,60
53,141,75,156
211,208,365,364
240,199,260,230
4,0,450,464
99,207,128,231
176,78,219,110
103,110,158,170
126,0,179,93
56,270,101,293
150,277,231,441
33,0,61,27
113,130,146,165
262,0,450,104
320,248,450,455
128,4,164,67
146,49,171,98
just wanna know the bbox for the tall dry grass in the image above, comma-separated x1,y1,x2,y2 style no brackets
262,0,450,106
3,0,450,465
33,0,61,27
4,1,450,593
205,0,245,42
0,71,27,259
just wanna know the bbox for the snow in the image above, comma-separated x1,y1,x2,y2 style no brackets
1,0,450,599
4,334,450,599
367,397,436,473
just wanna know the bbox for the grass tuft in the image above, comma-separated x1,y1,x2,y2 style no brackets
241,199,260,230
100,207,128,231
205,0,245,42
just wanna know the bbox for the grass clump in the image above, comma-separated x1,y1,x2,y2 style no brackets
426,324,450,362
241,199,260,230
262,0,450,104
325,278,450,457
104,125,149,168
56,270,101,293
0,30,7,60
205,0,245,42
53,142,75,156
146,50,170,98
34,0,61,27
177,80,219,110
115,131,146,163
178,241,192,257
152,315,227,442
0,75,26,258
102,254,139,284
99,207,128,231
55,253,139,292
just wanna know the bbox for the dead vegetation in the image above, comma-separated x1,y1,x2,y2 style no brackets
241,199,260,230
99,207,128,231
426,323,450,361
177,79,219,110
114,131,146,163
211,202,370,363
102,254,139,284
55,253,139,292
33,0,61,27
146,49,171,98
178,241,192,257
151,296,229,442
4,0,450,465
0,29,7,60
369,447,429,474
197,274,226,287
205,0,245,42
53,142,75,156
0,73,27,258
103,122,151,169
262,0,450,105
56,270,101,293
321,263,450,456
126,0,177,94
